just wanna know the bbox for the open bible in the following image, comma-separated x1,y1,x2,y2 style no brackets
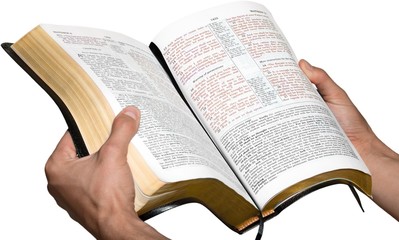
2,1,371,234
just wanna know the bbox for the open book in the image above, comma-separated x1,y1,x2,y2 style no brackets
2,1,371,234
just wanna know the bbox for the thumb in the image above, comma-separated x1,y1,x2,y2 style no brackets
299,59,342,98
299,59,315,79
102,106,141,160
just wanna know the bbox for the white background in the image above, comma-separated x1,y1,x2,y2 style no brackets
0,0,398,239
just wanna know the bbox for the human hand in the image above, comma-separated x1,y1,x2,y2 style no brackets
45,106,167,239
299,59,399,220
299,59,374,154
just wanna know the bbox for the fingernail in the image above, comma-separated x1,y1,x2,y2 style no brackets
123,106,139,120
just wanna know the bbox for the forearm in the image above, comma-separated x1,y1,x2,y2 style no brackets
364,135,399,221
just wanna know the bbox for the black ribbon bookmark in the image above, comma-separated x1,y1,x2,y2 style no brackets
255,212,264,240
349,185,365,212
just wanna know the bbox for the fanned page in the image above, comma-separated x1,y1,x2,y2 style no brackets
39,24,251,202
152,1,370,209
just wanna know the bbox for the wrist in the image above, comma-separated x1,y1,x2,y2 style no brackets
97,210,167,240
368,134,399,162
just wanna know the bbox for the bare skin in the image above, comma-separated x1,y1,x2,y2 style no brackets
299,59,399,220
45,60,398,239
45,106,168,239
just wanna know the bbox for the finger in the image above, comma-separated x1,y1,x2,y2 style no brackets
101,106,141,161
45,130,77,184
49,130,78,162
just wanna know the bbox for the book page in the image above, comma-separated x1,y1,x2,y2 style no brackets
153,1,370,208
40,24,250,201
